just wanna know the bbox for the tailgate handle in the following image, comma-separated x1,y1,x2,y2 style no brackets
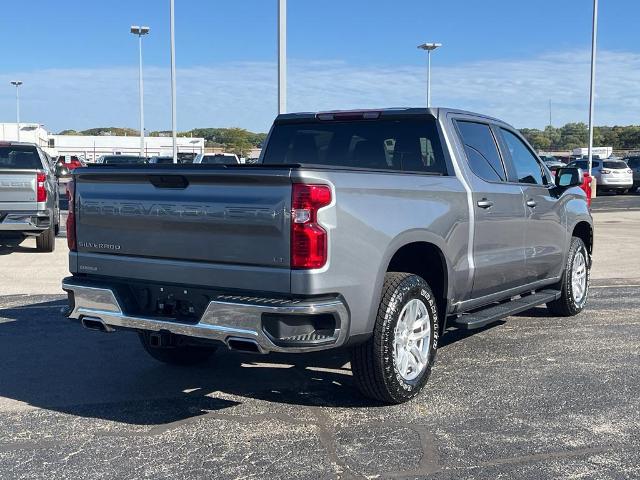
149,175,189,189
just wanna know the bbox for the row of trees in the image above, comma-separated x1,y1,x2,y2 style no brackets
58,122,640,154
59,127,268,157
520,123,640,152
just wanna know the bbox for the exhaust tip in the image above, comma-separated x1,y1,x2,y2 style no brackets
227,337,262,353
81,317,114,333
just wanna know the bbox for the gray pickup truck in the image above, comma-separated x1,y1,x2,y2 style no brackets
62,108,593,403
0,142,60,252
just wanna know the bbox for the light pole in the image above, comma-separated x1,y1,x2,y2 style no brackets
169,0,178,163
10,81,22,141
278,0,287,114
130,25,150,158
587,0,598,176
417,43,442,108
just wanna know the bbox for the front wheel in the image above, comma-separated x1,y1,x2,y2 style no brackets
547,237,590,316
139,331,217,366
351,273,439,404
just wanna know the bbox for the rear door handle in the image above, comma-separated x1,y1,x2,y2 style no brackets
526,199,537,208
476,199,494,209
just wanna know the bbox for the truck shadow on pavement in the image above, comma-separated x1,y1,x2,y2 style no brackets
0,234,32,255
0,299,383,426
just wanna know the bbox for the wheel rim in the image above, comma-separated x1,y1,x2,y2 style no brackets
393,298,431,381
571,249,588,304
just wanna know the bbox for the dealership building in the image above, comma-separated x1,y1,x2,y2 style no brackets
0,123,205,161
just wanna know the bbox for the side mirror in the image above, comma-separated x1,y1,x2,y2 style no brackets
555,167,584,188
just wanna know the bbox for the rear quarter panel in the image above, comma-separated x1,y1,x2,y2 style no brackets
290,169,469,337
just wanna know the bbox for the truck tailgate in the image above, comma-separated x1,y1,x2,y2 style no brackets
73,167,293,292
0,170,37,210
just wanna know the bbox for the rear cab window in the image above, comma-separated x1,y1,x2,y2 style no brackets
262,117,448,174
0,145,42,169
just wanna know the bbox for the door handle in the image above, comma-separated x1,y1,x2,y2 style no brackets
526,199,537,208
477,199,494,209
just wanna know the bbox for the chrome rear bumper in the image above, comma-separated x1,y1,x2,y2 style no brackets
0,211,50,231
62,278,349,353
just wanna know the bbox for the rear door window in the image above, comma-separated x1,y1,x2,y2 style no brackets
455,121,506,182
263,118,447,174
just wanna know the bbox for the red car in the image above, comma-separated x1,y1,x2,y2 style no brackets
55,155,84,171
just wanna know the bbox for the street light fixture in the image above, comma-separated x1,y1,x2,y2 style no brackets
130,25,150,158
10,81,23,141
417,43,442,108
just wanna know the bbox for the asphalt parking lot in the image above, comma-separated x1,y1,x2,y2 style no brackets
0,194,638,479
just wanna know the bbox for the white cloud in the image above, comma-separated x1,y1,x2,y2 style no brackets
1,49,639,133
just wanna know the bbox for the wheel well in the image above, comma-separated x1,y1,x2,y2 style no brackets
573,222,593,254
387,242,448,318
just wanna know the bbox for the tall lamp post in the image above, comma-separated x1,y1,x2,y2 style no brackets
130,25,150,158
587,0,598,176
10,81,22,141
417,43,442,108
278,0,287,114
169,0,178,163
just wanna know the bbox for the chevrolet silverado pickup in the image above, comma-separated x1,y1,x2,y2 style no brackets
0,142,60,251
62,108,593,404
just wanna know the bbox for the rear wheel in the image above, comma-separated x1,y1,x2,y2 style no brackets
547,237,590,316
351,273,439,404
139,331,217,366
36,225,55,252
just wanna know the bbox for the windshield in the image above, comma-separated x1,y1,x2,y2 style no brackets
200,155,236,164
570,160,589,170
0,146,42,169
152,157,174,164
103,156,145,164
603,160,628,169
262,118,446,173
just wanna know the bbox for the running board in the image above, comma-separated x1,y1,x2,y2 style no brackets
453,289,561,330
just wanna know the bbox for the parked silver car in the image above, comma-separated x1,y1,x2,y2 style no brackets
569,158,633,194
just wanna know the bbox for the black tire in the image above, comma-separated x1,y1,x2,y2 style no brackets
36,226,55,252
54,211,60,236
547,237,590,316
351,272,439,404
616,189,628,195
138,331,217,366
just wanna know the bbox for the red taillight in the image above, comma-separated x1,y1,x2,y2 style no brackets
291,184,331,269
36,172,47,202
66,178,77,251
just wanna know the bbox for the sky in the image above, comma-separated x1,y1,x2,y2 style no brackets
1,0,639,133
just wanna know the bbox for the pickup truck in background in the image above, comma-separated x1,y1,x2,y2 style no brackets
62,108,593,404
0,142,60,252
